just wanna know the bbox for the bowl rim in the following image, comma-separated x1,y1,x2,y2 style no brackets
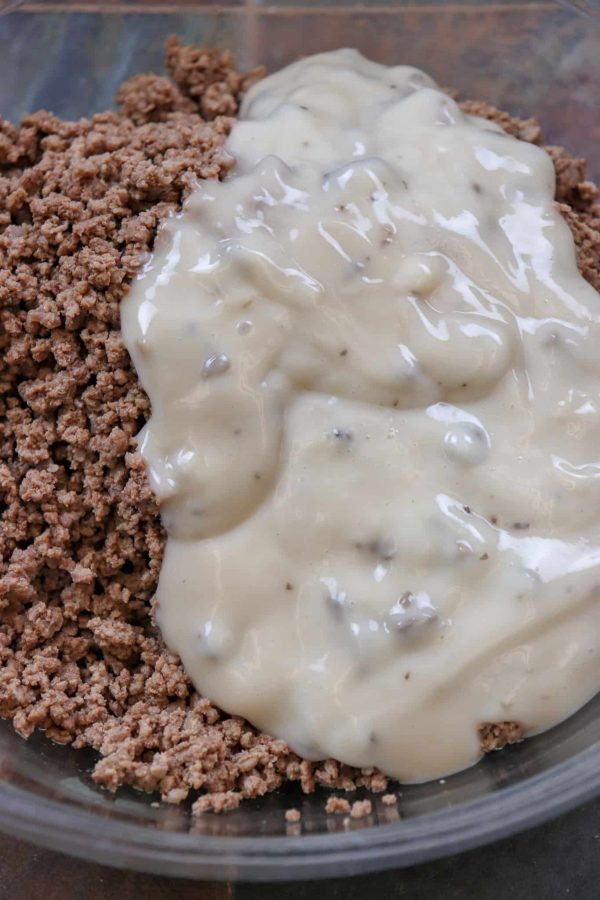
1,741,599,881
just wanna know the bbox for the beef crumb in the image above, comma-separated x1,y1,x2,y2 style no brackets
479,721,524,753
0,43,597,812
325,796,351,815
285,807,301,823
350,799,373,820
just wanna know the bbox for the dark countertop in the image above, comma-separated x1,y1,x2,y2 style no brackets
2,798,599,900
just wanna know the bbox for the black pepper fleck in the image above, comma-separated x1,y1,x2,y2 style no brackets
332,427,353,442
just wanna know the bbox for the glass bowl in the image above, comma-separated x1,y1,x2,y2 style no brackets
1,0,600,881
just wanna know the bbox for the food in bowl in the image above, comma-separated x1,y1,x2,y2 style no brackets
1,38,599,814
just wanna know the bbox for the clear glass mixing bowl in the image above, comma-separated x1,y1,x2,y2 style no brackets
1,0,600,881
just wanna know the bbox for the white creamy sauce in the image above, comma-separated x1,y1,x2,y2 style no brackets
121,50,600,781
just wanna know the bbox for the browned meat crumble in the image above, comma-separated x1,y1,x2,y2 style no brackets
350,799,373,820
479,721,524,754
325,796,352,815
1,38,598,813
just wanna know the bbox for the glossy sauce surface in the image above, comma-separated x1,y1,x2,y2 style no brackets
122,50,600,780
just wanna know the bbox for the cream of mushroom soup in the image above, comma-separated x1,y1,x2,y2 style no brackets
121,50,600,781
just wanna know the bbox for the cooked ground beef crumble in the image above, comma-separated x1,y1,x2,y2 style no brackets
1,38,598,814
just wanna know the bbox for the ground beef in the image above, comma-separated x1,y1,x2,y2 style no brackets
325,796,352,815
479,721,524,754
0,40,598,812
350,799,373,820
